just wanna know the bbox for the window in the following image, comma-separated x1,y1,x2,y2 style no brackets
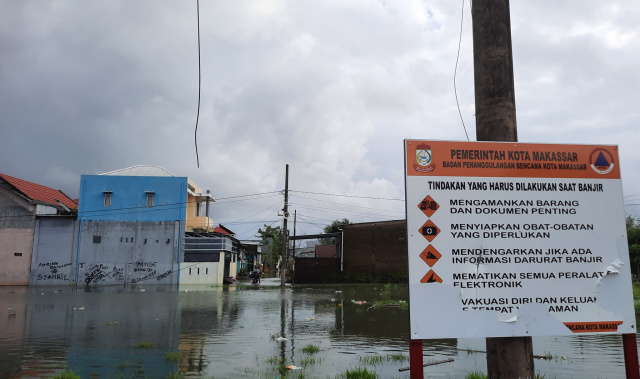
93,236,101,243
195,201,202,216
145,191,155,207
104,192,112,207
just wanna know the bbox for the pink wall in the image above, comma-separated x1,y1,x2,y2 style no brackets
0,229,34,285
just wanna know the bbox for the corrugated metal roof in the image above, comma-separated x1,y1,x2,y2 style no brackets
0,173,78,210
100,165,176,177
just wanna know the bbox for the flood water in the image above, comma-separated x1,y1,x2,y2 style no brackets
0,276,637,378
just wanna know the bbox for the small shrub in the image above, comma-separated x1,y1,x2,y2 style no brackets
52,370,80,379
302,344,321,355
132,341,153,349
465,372,488,379
340,367,378,379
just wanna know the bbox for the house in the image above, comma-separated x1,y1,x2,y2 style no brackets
181,224,244,285
0,173,77,285
76,165,226,286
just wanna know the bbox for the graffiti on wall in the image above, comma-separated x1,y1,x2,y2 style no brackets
82,262,173,284
84,263,125,284
36,261,72,281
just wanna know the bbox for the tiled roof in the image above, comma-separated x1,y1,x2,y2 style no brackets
213,226,232,235
100,165,175,177
0,173,77,210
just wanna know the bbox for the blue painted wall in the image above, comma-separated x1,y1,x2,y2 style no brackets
78,175,188,222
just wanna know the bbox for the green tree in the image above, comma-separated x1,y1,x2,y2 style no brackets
257,224,283,268
319,218,351,245
627,216,640,277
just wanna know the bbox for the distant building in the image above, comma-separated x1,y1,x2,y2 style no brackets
0,173,77,285
294,220,407,283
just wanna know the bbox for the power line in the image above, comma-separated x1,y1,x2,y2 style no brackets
194,0,202,168
289,202,399,219
289,194,404,215
454,0,470,141
215,191,282,201
289,190,403,201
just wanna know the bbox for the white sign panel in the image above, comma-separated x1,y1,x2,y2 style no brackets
405,140,636,339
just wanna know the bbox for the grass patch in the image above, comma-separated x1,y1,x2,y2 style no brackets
300,356,321,366
339,367,378,379
266,356,280,364
359,355,385,365
371,299,408,309
52,371,80,379
302,344,321,355
386,353,408,362
165,372,184,379
116,360,142,369
165,351,182,361
132,341,153,349
463,370,550,379
465,372,488,379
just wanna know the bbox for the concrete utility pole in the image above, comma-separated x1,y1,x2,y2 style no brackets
280,164,289,286
473,0,518,142
471,1,534,378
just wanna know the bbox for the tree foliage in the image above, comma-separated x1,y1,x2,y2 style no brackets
627,216,640,277
257,224,283,267
319,218,351,245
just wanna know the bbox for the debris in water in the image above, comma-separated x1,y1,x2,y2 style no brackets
286,365,301,370
276,337,287,342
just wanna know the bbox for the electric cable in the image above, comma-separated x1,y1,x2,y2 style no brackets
194,0,202,168
289,190,403,201
454,0,470,141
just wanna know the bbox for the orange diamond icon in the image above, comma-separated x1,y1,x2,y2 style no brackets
418,195,439,217
419,245,441,267
420,270,443,284
419,220,440,242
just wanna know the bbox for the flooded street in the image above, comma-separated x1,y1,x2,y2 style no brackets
0,277,636,378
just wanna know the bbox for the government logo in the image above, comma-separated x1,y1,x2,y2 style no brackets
589,148,615,175
413,143,436,173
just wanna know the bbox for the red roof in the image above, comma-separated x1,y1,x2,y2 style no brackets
213,224,235,236
0,173,77,210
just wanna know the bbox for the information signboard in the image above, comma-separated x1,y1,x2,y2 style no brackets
404,140,636,339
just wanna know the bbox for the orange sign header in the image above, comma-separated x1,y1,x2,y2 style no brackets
405,140,620,179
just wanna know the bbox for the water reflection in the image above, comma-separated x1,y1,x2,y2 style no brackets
0,280,635,378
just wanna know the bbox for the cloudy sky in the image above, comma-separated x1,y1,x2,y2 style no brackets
2,1,639,239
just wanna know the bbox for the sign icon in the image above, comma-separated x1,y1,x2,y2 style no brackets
419,220,440,242
418,195,439,217
420,245,441,267
420,270,443,283
589,148,615,175
412,143,436,173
